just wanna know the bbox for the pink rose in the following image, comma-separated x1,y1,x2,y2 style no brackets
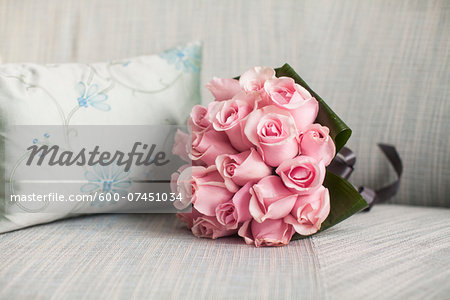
249,176,298,223
215,202,239,230
276,156,325,195
210,94,256,151
192,215,237,239
176,207,202,229
244,105,299,167
238,219,295,247
190,129,237,166
188,105,211,133
173,165,233,215
172,129,190,162
239,66,275,93
192,166,234,216
206,77,242,101
284,186,330,235
216,148,272,192
239,66,275,108
264,77,319,131
170,164,192,210
299,124,336,166
215,182,253,229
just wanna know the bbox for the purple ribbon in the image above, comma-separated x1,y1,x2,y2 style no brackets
328,144,403,211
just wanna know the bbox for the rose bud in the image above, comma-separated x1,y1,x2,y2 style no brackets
284,186,330,236
210,93,257,151
190,129,237,166
173,165,233,216
239,66,275,93
172,129,190,162
244,105,299,167
206,77,242,101
249,176,298,223
299,124,336,166
192,216,237,239
239,66,276,107
216,148,272,192
238,219,295,247
276,156,326,195
215,182,253,229
171,164,192,210
264,77,318,131
188,105,212,133
176,207,203,229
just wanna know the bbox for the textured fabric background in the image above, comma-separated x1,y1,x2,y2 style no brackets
0,0,448,207
0,205,448,299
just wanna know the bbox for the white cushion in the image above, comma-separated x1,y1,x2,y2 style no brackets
0,42,202,232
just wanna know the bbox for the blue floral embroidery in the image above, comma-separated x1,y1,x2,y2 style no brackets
32,134,50,157
80,164,132,206
159,44,201,73
77,82,111,111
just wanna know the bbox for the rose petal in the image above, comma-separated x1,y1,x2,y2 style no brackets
206,77,241,101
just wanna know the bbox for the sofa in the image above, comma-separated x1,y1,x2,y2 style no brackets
0,0,449,299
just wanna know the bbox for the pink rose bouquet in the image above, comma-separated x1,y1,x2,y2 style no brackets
171,64,367,247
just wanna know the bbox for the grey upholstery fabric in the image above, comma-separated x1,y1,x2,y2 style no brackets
313,205,450,299
0,205,449,299
0,0,448,207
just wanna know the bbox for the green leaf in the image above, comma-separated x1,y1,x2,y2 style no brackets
291,171,368,241
274,63,351,153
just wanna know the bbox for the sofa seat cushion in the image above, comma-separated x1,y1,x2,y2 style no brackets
0,204,449,299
